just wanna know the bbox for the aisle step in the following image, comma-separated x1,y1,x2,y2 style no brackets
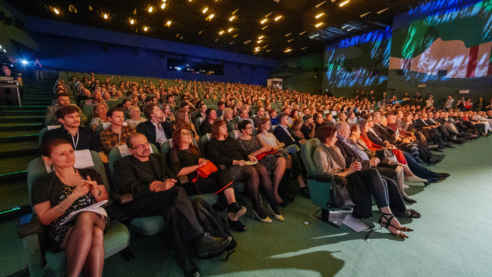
0,115,45,123
0,110,46,116
0,122,43,131
0,141,38,158
0,134,38,143
0,155,37,175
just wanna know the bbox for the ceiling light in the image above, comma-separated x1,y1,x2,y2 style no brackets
102,13,109,20
206,13,215,21
244,40,252,45
160,3,167,9
202,7,209,14
287,39,294,43
188,0,193,2
227,27,234,33
129,18,136,25
258,35,265,40
315,12,325,19
232,9,239,15
315,1,327,8
147,6,154,13
274,15,283,21
229,15,237,22
261,25,269,30
233,34,239,38
285,32,292,37
299,31,307,35
377,8,390,14
283,48,293,53
143,26,149,32
257,39,263,44
309,33,320,39
360,11,371,18
254,46,261,53
315,22,325,28
339,0,350,7
165,20,173,27
52,7,60,15
218,30,225,35
260,18,269,25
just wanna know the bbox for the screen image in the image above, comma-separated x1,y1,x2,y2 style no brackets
389,0,492,83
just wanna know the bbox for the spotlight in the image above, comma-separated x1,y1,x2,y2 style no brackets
103,13,109,20
160,3,167,9
165,20,172,27
274,15,283,21
315,12,325,19
218,30,225,35
260,18,268,24
202,7,209,14
52,7,60,15
315,22,325,28
20,59,29,66
283,48,293,53
129,18,136,25
206,13,215,21
143,26,149,32
148,6,154,13
227,27,234,33
229,15,237,22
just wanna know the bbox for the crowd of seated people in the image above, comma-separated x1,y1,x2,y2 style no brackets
36,72,492,277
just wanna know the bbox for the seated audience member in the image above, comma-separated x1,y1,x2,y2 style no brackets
125,105,146,129
174,108,199,142
99,107,136,153
42,105,101,152
45,93,73,125
313,124,413,239
301,115,316,139
169,127,248,231
90,103,110,133
33,139,109,277
273,113,297,146
291,119,307,143
114,133,231,276
199,108,217,135
236,120,285,221
137,104,173,145
222,108,238,133
205,120,272,223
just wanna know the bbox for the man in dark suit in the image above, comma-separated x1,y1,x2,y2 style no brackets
136,104,172,146
113,133,231,276
273,113,296,146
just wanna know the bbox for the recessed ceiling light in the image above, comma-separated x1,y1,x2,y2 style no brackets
147,6,154,13
283,48,293,53
202,7,209,14
274,15,283,21
143,26,149,32
218,30,225,35
285,32,292,37
229,15,237,22
339,0,350,7
227,27,235,33
52,7,61,15
315,22,325,28
287,39,294,43
377,8,390,14
206,13,215,21
160,3,167,9
360,11,371,18
102,13,109,20
260,18,269,25
129,18,136,25
315,1,327,8
299,31,307,35
315,12,325,19
165,20,173,27
244,40,252,45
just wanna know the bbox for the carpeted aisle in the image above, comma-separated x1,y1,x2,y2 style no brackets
2,136,492,277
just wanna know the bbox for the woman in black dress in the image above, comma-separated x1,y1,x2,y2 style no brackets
33,139,109,277
169,127,247,231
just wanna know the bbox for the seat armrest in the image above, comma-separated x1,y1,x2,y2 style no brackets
309,174,334,183
17,213,44,239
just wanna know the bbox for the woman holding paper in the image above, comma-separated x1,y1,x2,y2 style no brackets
32,138,109,277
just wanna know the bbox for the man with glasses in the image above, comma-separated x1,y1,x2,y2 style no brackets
113,133,231,276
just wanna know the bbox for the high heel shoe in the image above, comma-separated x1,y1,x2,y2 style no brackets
379,213,411,239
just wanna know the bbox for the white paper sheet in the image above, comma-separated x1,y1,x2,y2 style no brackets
74,149,95,169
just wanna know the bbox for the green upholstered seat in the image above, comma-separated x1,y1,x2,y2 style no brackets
21,151,130,277
300,138,334,210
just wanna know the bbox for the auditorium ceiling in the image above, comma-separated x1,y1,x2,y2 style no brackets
8,0,425,59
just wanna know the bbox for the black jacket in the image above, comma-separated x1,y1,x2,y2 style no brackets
136,121,173,146
113,153,174,199
41,126,101,152
273,125,296,146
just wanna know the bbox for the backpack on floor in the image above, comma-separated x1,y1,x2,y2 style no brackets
192,198,236,260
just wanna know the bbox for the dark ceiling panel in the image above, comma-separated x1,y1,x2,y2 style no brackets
8,0,425,59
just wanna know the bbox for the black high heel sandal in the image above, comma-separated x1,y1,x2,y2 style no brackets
379,213,410,239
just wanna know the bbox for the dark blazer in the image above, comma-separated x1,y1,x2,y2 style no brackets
113,153,174,199
367,129,385,146
136,121,173,146
336,139,370,170
273,125,296,146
